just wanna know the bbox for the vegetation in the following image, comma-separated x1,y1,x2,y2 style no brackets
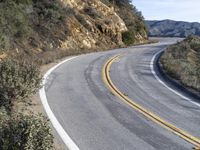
0,0,148,149
101,0,148,45
0,112,53,150
0,0,69,54
0,58,53,149
0,0,148,62
161,35,200,91
122,31,136,45
0,59,41,111
0,0,31,51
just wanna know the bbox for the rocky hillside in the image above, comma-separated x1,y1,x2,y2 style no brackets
146,20,200,37
0,0,148,64
161,35,200,92
101,0,148,45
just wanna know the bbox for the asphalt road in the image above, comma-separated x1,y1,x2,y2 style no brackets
45,38,200,150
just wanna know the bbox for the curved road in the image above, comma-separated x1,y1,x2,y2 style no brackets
44,38,200,150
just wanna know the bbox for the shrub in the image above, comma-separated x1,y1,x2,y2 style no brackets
0,34,10,52
0,107,8,122
0,59,41,110
84,7,100,19
122,31,135,45
0,113,54,150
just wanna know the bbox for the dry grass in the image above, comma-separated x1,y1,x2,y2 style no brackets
160,35,200,91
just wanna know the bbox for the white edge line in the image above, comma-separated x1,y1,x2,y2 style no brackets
39,56,80,150
150,49,200,108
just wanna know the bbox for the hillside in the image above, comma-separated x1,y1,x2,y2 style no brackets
101,0,148,45
161,35,200,92
0,0,148,64
146,20,200,37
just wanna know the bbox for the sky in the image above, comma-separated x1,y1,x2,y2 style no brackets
132,0,200,22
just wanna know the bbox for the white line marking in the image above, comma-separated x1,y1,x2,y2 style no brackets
150,50,200,107
39,56,80,150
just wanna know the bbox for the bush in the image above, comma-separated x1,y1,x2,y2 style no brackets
84,7,100,19
0,34,10,52
0,113,54,150
0,107,8,123
122,31,135,45
0,59,41,110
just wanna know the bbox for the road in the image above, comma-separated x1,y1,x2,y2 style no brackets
44,38,200,150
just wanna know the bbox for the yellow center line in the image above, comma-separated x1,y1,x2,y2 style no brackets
102,54,200,149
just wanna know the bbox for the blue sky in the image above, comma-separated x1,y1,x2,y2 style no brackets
132,0,200,22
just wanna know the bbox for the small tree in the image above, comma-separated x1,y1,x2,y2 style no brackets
0,59,41,110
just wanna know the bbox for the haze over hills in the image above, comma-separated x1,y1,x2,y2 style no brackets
146,20,200,37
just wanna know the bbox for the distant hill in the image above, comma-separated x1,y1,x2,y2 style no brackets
146,20,200,37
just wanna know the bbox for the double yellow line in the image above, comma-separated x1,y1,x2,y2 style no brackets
102,54,200,149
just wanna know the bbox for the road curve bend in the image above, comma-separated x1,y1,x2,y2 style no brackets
41,38,200,150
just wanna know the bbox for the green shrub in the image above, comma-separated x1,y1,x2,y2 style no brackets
0,34,10,51
122,31,135,45
0,113,54,150
0,59,41,110
0,107,8,122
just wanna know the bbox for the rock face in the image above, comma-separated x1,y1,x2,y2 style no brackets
60,0,128,50
0,0,147,62
146,20,200,37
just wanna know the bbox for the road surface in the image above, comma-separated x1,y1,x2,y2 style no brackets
44,38,200,150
